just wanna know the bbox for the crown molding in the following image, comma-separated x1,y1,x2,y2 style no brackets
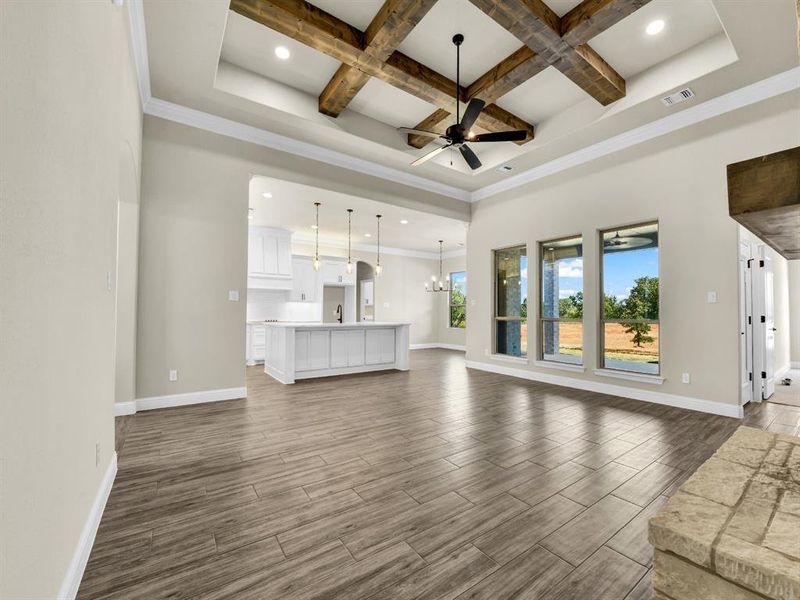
126,0,799,206
291,231,466,260
470,66,800,202
126,0,150,108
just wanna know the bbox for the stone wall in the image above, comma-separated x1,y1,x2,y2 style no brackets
649,426,800,600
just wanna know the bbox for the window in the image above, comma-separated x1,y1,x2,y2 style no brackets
448,271,467,328
494,245,528,357
601,223,659,374
540,236,583,364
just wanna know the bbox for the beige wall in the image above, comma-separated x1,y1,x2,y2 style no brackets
0,2,142,597
791,261,800,366
465,92,799,410
436,254,468,348
138,116,465,399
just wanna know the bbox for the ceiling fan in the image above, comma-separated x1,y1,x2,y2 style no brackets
398,34,528,171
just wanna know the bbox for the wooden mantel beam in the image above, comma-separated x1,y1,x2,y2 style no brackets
230,0,534,140
319,0,439,118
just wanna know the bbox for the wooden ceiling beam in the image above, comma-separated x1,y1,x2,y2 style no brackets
561,0,652,47
408,47,547,148
231,0,534,141
467,0,631,105
319,0,439,117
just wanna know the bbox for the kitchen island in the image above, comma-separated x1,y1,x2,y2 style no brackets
263,322,410,384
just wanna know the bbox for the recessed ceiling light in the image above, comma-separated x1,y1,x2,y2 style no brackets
400,219,409,225
274,46,290,60
646,19,665,36
364,233,372,238
262,192,272,198
496,165,513,173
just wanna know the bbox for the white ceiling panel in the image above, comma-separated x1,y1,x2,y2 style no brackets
221,12,341,96
310,0,385,31
398,0,524,86
547,0,583,18
589,0,725,78
496,66,591,124
349,78,439,128
250,177,468,253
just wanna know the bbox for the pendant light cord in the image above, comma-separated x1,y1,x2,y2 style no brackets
347,209,353,265
376,214,381,267
314,202,320,261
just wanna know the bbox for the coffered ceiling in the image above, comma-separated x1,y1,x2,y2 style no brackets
141,0,799,193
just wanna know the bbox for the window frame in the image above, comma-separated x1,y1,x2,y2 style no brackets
538,235,584,366
598,220,661,376
448,270,467,329
492,244,528,357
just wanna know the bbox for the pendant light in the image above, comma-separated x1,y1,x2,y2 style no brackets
375,214,383,277
425,240,450,292
346,208,354,274
312,202,321,271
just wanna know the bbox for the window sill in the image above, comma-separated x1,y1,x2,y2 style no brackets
447,327,466,331
593,368,665,385
533,360,585,373
489,354,528,365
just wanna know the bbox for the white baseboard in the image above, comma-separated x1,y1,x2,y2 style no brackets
58,452,117,599
121,387,247,414
465,360,743,419
410,343,466,352
791,361,800,370
775,364,791,380
113,401,136,417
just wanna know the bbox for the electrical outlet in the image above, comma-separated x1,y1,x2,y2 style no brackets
383,302,390,308
169,369,178,382
682,373,691,384
484,348,490,356
95,442,100,467
228,290,240,302
707,291,717,304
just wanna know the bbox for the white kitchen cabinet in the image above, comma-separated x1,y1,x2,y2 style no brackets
245,322,266,365
330,329,365,368
321,259,355,286
290,257,319,302
365,328,395,365
295,330,329,372
248,227,292,289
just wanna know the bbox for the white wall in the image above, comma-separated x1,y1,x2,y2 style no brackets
0,2,142,597
465,91,799,412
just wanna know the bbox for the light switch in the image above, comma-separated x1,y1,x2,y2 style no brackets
682,373,690,384
228,290,240,302
169,369,178,382
707,291,717,304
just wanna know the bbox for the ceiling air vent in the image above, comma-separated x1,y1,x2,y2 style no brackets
496,165,513,173
661,88,694,107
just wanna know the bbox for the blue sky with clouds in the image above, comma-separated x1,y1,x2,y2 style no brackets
541,247,658,302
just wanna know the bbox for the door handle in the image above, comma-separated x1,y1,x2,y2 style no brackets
771,327,777,332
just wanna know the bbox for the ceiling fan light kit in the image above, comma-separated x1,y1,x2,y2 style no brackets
399,34,528,172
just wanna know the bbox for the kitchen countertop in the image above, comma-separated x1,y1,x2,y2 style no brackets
262,321,411,328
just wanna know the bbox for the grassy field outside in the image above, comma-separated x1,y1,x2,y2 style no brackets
556,322,659,364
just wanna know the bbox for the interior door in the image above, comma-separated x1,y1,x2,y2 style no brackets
762,252,775,399
738,243,753,404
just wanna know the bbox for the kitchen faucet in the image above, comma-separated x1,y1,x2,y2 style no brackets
336,304,343,324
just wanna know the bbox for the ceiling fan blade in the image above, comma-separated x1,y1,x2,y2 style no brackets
459,144,482,170
398,127,444,138
472,130,528,142
411,144,450,166
459,98,485,132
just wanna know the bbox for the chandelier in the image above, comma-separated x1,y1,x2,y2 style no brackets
425,240,450,292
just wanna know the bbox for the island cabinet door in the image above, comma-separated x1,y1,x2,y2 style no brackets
330,330,365,368
365,329,395,365
296,331,330,371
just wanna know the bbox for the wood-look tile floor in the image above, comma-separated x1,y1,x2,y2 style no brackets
80,350,800,599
